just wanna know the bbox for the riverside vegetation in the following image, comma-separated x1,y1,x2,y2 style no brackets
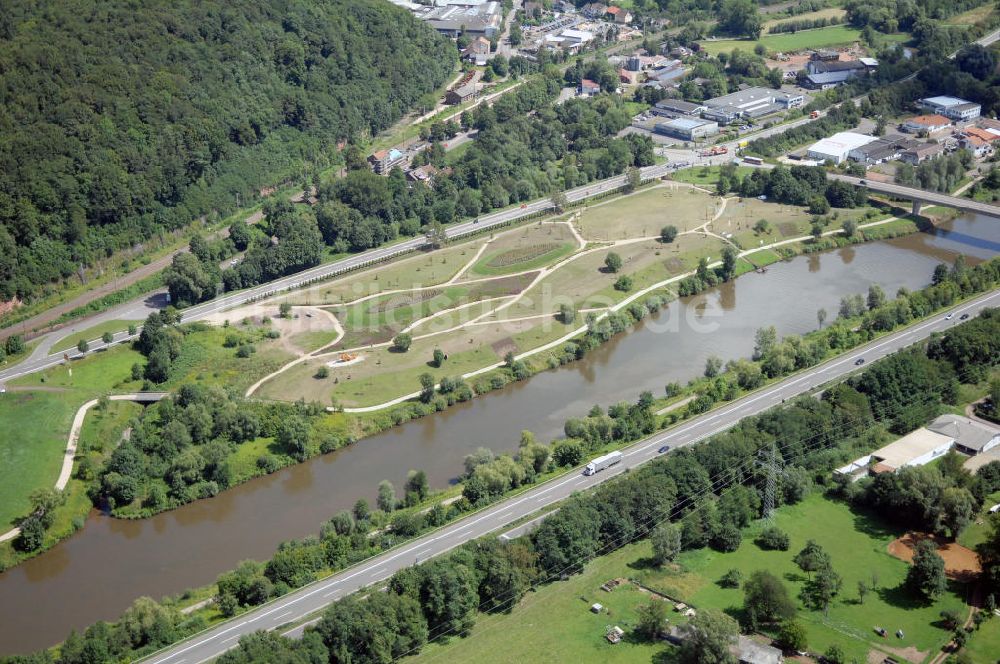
6,300,999,664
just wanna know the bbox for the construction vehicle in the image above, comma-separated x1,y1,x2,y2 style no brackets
338,352,358,363
699,145,728,157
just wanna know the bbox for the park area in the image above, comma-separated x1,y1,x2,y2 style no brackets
244,182,886,409
409,494,975,664
698,25,865,55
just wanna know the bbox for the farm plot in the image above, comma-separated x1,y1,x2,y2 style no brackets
467,223,578,277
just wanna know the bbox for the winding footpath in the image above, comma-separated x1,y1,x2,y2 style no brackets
0,392,167,543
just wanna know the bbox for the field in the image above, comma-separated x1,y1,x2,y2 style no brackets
764,7,846,29
410,541,665,664
698,25,864,55
50,319,135,353
576,185,723,240
637,495,966,663
410,495,970,664
944,3,996,25
962,617,1000,663
670,165,753,187
0,391,77,530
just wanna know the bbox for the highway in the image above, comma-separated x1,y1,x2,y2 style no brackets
0,162,671,387
139,288,1000,664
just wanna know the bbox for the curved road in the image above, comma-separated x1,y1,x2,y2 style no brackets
139,288,1000,664
0,163,671,388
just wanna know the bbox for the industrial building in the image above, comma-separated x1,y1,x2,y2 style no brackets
422,1,502,38
701,87,803,124
919,96,982,122
651,99,705,118
653,117,719,140
806,132,876,164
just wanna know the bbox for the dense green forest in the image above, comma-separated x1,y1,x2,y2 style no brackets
0,0,455,303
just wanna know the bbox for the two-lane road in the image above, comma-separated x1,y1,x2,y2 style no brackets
139,288,1000,664
0,163,671,387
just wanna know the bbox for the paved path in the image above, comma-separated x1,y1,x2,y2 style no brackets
0,163,673,388
0,392,167,543
138,288,1000,664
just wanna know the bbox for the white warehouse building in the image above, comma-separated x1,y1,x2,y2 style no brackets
807,132,877,164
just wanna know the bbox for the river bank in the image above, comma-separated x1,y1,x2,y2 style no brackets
0,210,996,654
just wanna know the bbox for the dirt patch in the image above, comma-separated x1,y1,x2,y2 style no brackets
865,645,927,664
888,532,982,582
466,272,538,298
486,243,563,269
664,257,685,273
367,289,443,314
491,337,518,358
777,222,799,238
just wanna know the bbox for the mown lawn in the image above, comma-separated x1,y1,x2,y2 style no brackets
962,616,1000,662
637,494,967,663
699,25,864,55
408,494,970,664
51,319,135,353
0,391,78,529
410,541,667,664
958,490,1000,552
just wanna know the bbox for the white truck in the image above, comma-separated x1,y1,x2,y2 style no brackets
583,450,623,476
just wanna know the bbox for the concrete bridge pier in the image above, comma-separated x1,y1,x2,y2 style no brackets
912,199,923,216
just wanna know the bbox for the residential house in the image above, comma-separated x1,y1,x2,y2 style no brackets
369,148,407,175
462,36,491,62
927,414,1000,456
445,81,478,105
901,114,953,134
959,127,1000,158
605,5,632,23
578,78,601,96
580,2,607,18
407,164,450,186
919,95,982,122
900,141,946,164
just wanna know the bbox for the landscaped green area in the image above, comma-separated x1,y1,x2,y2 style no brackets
958,490,1000,551
0,391,77,530
411,541,665,664
699,25,864,55
51,319,135,353
963,616,1000,662
412,494,970,664
670,165,753,187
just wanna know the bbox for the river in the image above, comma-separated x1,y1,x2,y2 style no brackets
1,213,997,655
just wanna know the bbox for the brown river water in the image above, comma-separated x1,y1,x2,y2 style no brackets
1,213,998,655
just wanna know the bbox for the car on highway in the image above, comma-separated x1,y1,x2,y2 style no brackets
859,179,867,186
945,313,954,320
658,445,671,454
473,218,479,224
960,313,969,320
854,358,865,366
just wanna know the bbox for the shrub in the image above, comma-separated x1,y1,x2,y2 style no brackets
757,526,790,551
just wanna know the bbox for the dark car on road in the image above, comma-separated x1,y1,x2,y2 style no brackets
855,358,865,366
658,445,671,454
960,313,969,320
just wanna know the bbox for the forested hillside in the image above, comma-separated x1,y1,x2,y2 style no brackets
0,0,455,303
